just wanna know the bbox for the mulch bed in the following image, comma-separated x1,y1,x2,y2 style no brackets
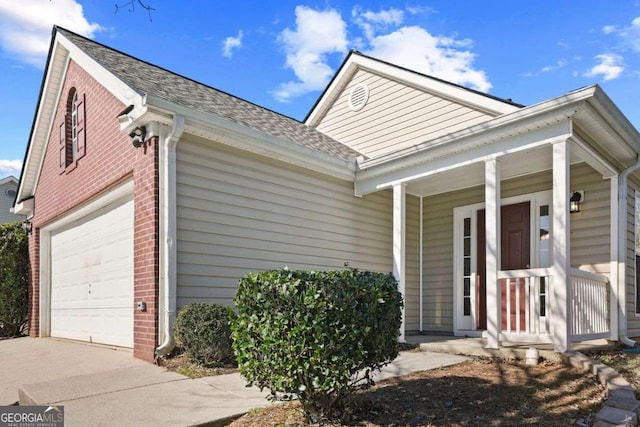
230,358,605,426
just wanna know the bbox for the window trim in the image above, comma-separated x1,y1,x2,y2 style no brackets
71,90,78,164
59,87,86,174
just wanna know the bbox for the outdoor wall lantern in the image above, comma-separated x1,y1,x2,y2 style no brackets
22,219,32,235
129,125,147,148
570,190,584,213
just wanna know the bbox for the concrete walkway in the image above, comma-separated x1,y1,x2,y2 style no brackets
0,337,468,426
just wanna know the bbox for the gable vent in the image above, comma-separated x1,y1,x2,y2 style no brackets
348,83,369,112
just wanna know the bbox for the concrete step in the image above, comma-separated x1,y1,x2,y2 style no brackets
411,336,613,361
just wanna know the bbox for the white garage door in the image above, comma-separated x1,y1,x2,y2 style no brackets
50,197,134,348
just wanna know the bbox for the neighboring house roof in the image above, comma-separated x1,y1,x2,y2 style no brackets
0,176,18,187
305,50,523,128
56,28,358,162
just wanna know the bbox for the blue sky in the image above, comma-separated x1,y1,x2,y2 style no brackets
1,1,640,178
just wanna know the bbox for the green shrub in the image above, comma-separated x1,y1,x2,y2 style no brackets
231,267,403,423
0,221,29,338
174,303,237,368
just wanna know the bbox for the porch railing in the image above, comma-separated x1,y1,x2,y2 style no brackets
495,267,610,342
568,268,610,341
498,268,552,337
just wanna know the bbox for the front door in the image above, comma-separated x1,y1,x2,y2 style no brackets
476,202,530,330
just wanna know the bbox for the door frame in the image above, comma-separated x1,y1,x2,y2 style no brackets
453,190,552,337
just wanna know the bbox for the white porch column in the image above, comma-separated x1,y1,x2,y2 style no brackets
609,176,619,341
485,158,501,349
552,140,571,352
393,183,407,342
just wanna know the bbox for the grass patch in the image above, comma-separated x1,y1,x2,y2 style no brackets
161,352,238,378
397,342,420,352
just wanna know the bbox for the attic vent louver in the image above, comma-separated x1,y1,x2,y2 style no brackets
348,83,369,112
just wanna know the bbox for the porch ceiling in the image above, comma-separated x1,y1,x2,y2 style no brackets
406,143,589,197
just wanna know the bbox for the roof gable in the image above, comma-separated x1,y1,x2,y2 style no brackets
312,66,514,158
57,29,358,162
305,51,522,129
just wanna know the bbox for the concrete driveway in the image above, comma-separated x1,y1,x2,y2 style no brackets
1,337,468,426
1,337,145,405
0,337,271,426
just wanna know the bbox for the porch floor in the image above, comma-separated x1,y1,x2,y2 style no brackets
406,334,614,362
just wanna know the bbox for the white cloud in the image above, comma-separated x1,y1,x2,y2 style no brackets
0,159,22,177
364,26,492,92
0,0,102,67
273,6,347,102
604,16,640,52
353,6,404,40
273,5,492,101
405,5,436,16
584,53,624,81
524,59,567,77
222,30,243,58
540,59,567,73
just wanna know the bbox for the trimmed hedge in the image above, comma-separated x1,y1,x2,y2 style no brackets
231,267,403,422
174,303,237,368
0,221,29,338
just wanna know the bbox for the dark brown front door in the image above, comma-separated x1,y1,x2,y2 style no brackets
476,202,530,330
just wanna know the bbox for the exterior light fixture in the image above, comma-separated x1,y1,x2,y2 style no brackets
22,219,32,235
570,191,584,213
129,126,147,148
116,104,135,124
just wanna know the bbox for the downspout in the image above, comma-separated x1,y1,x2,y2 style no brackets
617,156,640,348
419,196,423,333
156,114,186,357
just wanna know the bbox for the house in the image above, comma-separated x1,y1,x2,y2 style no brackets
0,176,22,225
13,26,640,362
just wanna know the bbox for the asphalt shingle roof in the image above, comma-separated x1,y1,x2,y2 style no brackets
58,27,360,161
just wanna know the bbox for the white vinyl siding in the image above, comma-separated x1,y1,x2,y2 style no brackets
316,69,496,159
176,136,426,327
570,163,611,275
627,179,640,337
420,164,610,333
0,182,21,225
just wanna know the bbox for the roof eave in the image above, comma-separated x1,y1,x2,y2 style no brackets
144,96,356,181
14,28,146,209
587,86,640,155
14,28,68,209
357,86,600,180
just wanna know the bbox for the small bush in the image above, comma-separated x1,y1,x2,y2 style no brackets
231,267,403,423
174,303,237,368
0,221,29,338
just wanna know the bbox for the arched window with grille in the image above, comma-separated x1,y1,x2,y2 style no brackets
58,87,86,173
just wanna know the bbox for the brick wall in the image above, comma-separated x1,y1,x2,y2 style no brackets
29,60,159,362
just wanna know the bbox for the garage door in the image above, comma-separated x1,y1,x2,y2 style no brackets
50,197,134,348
